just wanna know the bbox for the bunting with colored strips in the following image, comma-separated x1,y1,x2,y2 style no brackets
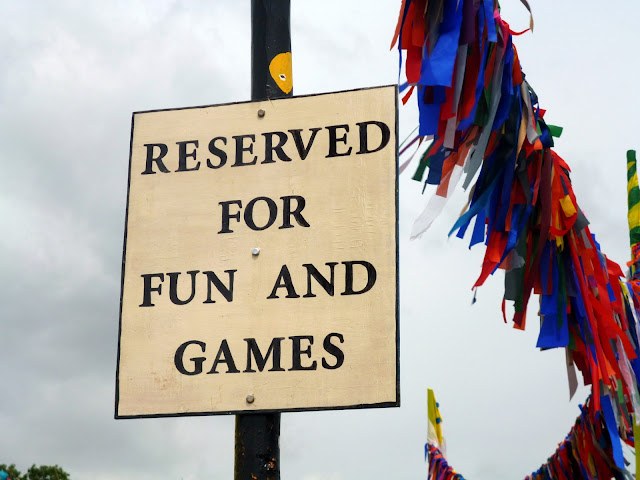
524,396,635,480
425,395,637,480
392,0,640,477
427,444,467,480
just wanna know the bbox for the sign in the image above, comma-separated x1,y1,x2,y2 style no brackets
116,85,399,418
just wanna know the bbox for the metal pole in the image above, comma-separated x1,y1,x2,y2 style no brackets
235,414,281,480
235,2,291,479
251,0,293,101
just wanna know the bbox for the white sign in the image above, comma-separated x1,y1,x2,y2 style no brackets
116,85,399,418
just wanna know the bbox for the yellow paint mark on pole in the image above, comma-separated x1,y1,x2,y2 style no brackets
269,52,293,94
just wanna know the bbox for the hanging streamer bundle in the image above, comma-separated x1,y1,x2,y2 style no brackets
392,0,640,475
427,444,467,480
426,395,635,480
525,396,634,480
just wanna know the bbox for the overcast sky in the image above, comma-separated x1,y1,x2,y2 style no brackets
1,1,639,479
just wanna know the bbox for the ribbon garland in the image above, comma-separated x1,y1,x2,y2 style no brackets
392,0,640,477
426,395,635,480
427,444,467,480
525,396,634,480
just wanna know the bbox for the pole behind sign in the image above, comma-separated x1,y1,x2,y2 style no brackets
236,1,291,479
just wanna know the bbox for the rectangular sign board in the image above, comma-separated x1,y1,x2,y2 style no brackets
116,85,399,418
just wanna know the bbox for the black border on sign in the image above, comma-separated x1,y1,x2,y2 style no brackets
114,84,401,419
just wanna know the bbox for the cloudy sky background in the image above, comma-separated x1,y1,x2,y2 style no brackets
1,1,639,479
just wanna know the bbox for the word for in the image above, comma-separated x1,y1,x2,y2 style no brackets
218,195,309,233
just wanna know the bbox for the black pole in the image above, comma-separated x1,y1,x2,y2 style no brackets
251,0,293,101
235,2,290,480
235,414,280,480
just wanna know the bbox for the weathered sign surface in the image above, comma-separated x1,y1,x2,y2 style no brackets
116,85,399,418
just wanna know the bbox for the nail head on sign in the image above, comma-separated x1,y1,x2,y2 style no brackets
257,109,265,118
246,394,255,404
252,247,260,256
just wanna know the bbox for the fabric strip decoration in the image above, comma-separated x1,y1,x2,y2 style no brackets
393,0,640,476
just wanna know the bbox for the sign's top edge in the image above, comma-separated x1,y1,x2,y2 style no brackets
132,84,399,116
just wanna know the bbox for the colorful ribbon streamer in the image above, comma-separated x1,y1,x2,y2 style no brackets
426,395,636,480
427,443,467,480
393,0,640,477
